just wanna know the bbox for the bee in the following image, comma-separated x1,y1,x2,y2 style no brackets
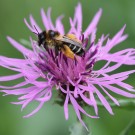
34,26,85,59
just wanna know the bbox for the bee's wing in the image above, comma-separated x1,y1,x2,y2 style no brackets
54,35,83,48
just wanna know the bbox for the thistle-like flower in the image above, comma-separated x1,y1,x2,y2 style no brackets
1,3,135,130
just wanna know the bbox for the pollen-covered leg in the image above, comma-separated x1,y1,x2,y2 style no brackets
61,45,75,59
54,46,59,57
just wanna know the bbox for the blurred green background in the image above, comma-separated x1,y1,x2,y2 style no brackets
0,0,135,135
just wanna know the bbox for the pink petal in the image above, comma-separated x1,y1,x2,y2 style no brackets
93,85,113,114
70,93,98,118
103,25,126,53
47,8,55,30
117,82,135,92
72,3,82,37
90,91,98,115
0,73,22,81
76,3,82,33
69,93,89,131
2,86,35,95
7,36,34,57
0,81,28,89
84,8,102,38
41,8,50,30
0,56,28,68
23,101,44,118
110,70,135,79
64,94,69,120
29,15,42,33
24,18,34,32
11,100,25,105
104,84,135,98
36,89,52,102
78,89,93,106
99,85,119,106
55,15,65,34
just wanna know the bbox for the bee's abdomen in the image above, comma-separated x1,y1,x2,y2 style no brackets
68,44,84,56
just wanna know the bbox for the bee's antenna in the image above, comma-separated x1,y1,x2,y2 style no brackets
33,25,39,35
33,32,38,35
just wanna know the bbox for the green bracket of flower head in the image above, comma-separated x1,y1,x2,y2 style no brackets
20,39,32,48
69,122,91,135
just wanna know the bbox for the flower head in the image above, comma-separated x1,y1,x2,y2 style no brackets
1,3,135,130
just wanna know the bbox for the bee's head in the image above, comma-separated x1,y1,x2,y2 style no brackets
38,31,46,46
33,26,60,46
48,30,59,39
33,26,46,46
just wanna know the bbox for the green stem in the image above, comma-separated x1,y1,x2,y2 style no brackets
120,117,135,135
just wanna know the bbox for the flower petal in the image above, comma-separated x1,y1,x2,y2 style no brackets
0,73,22,81
104,84,135,98
55,15,65,34
7,36,34,57
93,85,113,114
84,8,102,38
64,94,69,120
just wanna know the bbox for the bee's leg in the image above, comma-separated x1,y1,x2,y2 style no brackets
74,56,77,65
61,45,74,59
43,44,49,52
55,46,59,57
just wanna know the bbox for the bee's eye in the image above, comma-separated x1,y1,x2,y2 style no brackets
49,30,55,37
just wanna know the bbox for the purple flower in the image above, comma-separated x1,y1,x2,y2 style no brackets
1,3,135,130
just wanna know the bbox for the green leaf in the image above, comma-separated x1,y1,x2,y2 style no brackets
120,118,135,135
97,99,135,111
